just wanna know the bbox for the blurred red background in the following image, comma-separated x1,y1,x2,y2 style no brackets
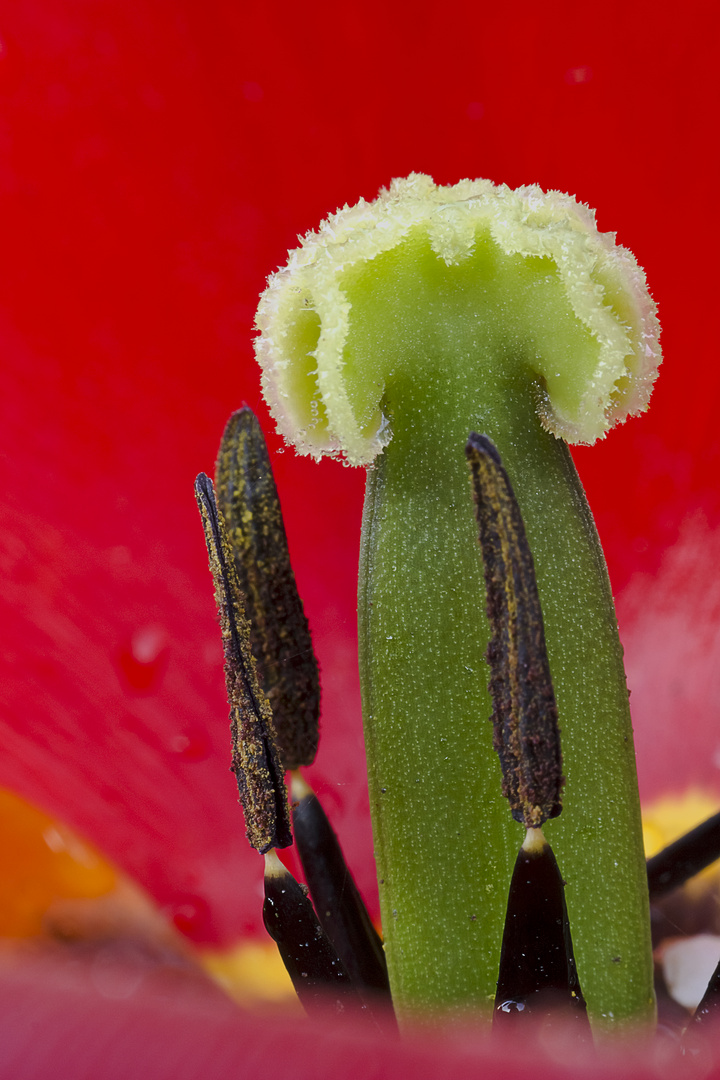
0,0,718,959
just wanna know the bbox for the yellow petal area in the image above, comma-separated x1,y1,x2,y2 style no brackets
255,173,661,466
199,941,297,1009
643,788,720,891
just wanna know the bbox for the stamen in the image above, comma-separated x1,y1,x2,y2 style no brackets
494,826,590,1030
263,850,364,1016
290,772,392,1005
466,434,588,1033
647,811,720,899
194,472,291,852
687,955,720,1031
465,432,563,828
215,407,320,770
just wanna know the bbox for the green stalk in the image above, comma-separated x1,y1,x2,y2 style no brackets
254,175,662,1029
357,364,651,1024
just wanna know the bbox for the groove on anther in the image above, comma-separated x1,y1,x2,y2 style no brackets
466,432,563,828
195,472,291,852
215,407,320,770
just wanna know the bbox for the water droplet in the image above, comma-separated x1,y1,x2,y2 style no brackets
131,626,165,664
498,999,525,1013
564,65,592,85
117,626,167,692
168,729,211,762
169,894,212,941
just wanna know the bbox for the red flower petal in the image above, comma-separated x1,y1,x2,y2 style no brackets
0,0,717,966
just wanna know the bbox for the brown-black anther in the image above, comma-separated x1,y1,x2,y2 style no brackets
195,472,291,852
685,954,720,1041
465,432,563,829
215,408,320,771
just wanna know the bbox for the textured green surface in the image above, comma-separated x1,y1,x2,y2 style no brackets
255,176,661,1028
348,240,653,1027
255,177,661,467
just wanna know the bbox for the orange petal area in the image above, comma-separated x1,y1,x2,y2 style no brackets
0,787,298,1007
0,785,192,955
0,787,116,937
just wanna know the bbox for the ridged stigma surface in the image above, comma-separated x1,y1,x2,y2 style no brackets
351,250,653,1027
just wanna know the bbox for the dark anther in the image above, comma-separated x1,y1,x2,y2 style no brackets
465,432,563,828
687,955,720,1033
647,811,720,900
215,408,320,770
195,472,291,852
263,850,367,1017
466,435,587,1034
291,773,393,1013
494,829,590,1035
